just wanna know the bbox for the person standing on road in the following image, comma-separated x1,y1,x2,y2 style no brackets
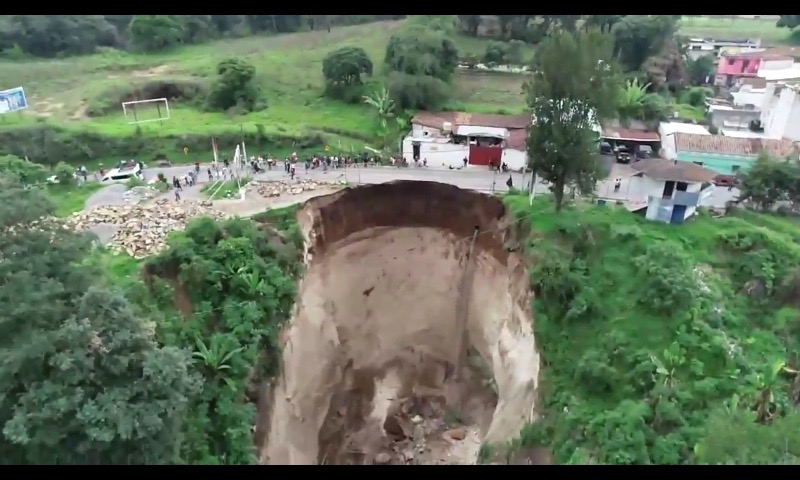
207,168,213,182
174,187,181,202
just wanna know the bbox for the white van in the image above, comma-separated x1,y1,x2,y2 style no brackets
101,163,142,183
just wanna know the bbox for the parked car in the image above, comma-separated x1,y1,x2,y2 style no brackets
713,174,739,188
615,146,631,164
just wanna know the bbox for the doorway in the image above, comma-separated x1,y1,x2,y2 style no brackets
662,181,676,199
412,142,421,160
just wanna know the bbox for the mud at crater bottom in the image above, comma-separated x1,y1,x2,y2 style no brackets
263,224,540,465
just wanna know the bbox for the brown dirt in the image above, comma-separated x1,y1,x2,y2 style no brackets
260,181,541,465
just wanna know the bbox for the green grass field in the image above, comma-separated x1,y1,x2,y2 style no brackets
0,20,532,146
679,16,796,44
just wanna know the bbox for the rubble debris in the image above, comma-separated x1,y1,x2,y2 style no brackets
123,186,158,204
247,179,346,198
65,199,224,258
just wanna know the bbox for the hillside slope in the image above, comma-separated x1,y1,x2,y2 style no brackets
0,20,531,164
503,195,800,465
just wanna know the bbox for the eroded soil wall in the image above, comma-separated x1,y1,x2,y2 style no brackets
262,181,540,465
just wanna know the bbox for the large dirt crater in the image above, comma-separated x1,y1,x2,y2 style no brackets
260,181,540,465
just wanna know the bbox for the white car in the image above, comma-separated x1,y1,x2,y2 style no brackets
101,163,142,183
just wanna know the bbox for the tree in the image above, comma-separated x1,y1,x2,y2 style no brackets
383,22,459,110
687,56,715,86
0,174,197,464
322,47,373,103
612,15,678,72
483,41,525,66
458,15,482,37
525,29,620,211
128,15,185,52
777,15,800,30
584,15,623,34
384,26,459,82
738,154,800,211
206,58,261,112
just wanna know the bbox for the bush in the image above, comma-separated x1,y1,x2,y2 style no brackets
0,155,48,185
387,72,449,110
53,162,77,186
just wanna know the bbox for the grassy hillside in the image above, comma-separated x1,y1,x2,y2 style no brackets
678,16,797,44
0,20,531,152
502,194,800,464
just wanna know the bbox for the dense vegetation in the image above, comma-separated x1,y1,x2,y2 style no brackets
0,165,303,464
499,193,800,465
0,15,406,58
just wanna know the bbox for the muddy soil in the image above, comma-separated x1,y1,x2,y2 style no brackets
259,181,541,465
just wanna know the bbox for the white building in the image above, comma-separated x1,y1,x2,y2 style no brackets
402,112,530,171
758,81,800,141
658,122,711,160
628,158,717,225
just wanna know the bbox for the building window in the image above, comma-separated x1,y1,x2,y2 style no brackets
728,58,735,66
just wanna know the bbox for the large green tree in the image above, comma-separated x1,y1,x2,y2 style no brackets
0,173,197,464
525,29,620,211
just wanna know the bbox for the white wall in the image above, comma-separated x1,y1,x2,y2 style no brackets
402,136,469,168
732,86,766,108
763,86,799,140
502,149,527,171
411,124,446,138
659,122,711,160
761,59,795,71
643,179,704,223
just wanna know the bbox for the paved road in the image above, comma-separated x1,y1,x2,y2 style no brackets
84,162,740,214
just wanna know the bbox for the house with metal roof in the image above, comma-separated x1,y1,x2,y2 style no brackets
629,158,718,224
403,111,530,170
674,133,799,176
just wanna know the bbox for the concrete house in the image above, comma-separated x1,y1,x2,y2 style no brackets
629,158,718,225
715,48,800,87
685,37,761,60
674,133,799,176
402,112,529,171
659,122,711,160
759,81,800,141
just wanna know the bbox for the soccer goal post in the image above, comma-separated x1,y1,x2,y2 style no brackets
121,98,171,125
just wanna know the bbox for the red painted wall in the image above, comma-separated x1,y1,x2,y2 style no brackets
469,145,503,166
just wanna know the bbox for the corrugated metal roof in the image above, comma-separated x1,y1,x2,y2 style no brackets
411,111,530,130
631,158,718,183
601,126,661,142
676,132,798,157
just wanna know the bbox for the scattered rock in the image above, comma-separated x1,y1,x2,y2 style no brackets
123,186,158,204
373,452,392,465
443,427,466,441
65,199,224,258
247,179,346,199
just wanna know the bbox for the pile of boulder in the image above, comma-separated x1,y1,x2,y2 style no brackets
66,199,225,258
248,179,346,198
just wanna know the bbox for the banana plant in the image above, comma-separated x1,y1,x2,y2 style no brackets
617,78,651,122
650,343,685,389
752,359,786,423
363,86,395,131
193,335,245,390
